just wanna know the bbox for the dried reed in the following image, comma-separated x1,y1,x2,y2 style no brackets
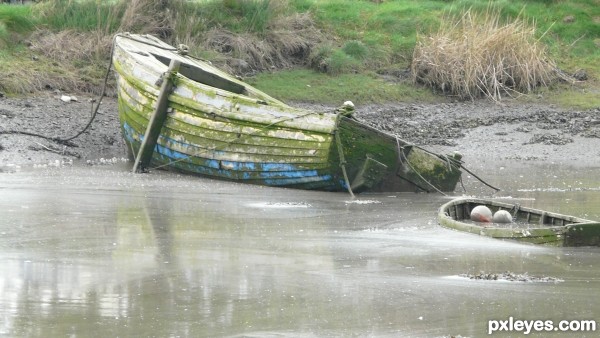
411,8,559,100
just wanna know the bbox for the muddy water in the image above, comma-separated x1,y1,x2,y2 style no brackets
1,164,599,337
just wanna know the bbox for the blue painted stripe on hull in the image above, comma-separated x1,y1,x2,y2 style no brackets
122,121,326,171
121,121,338,188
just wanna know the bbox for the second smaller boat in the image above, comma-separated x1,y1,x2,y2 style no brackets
438,197,600,246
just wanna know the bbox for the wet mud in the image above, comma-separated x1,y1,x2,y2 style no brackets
1,93,599,171
0,93,125,170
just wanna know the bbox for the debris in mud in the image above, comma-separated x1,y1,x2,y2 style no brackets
265,202,312,208
60,95,78,103
505,155,543,161
345,199,382,205
515,125,532,133
85,157,129,166
460,271,563,283
101,134,117,145
524,133,574,145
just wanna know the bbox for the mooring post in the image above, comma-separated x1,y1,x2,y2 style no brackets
132,59,181,173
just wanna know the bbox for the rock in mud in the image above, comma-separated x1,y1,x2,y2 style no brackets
525,133,574,145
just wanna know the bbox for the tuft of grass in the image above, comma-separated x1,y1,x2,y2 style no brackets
412,7,561,101
342,40,368,60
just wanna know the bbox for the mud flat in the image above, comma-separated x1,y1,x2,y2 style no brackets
1,93,599,173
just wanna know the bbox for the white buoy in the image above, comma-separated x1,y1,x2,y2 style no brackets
493,210,513,223
470,205,492,223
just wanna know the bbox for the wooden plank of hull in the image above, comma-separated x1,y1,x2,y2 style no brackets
117,74,333,144
121,108,331,162
117,81,331,152
121,119,332,170
123,126,340,189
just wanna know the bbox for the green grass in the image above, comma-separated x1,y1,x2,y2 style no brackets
0,0,598,108
247,69,438,105
33,0,122,33
278,0,600,106
0,4,33,48
548,84,600,110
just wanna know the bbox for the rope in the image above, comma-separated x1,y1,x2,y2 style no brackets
459,164,501,192
334,130,355,198
398,139,500,192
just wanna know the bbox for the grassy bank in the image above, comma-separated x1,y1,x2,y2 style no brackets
0,0,598,108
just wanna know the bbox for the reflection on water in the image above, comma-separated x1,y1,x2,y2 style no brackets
0,164,599,337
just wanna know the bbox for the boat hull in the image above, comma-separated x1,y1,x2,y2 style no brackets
113,33,462,192
438,197,600,246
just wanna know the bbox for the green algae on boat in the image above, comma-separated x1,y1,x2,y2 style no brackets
438,197,600,246
113,33,463,192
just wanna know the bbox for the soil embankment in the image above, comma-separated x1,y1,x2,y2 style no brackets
1,93,599,173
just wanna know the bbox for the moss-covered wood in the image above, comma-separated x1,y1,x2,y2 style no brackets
335,117,461,192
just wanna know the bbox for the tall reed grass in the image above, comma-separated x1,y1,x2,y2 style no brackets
411,8,560,100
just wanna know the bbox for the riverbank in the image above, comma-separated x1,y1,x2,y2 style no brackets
1,92,599,175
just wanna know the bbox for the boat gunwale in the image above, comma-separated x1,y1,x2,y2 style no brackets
119,100,333,158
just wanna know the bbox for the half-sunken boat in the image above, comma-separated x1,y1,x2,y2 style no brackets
438,197,600,246
112,33,462,192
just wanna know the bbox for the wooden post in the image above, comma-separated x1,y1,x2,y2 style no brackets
132,59,181,173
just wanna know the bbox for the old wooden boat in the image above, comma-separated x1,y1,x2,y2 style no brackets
438,197,600,246
112,33,462,192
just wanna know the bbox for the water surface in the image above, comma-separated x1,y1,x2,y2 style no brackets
1,164,599,337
